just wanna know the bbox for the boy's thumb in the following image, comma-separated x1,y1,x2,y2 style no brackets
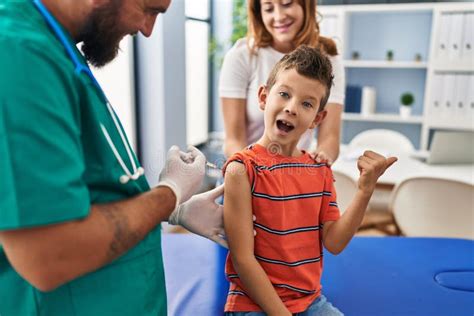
386,157,398,169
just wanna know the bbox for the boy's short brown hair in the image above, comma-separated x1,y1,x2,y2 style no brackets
266,45,334,111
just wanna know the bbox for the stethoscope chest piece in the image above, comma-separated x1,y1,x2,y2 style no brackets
119,167,145,184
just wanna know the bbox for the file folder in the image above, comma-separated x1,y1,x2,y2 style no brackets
345,85,362,113
429,74,444,122
461,13,473,62
467,75,474,127
440,74,456,118
447,14,465,61
453,75,469,126
436,14,452,60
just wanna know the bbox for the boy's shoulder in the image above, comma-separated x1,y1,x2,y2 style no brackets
223,145,258,171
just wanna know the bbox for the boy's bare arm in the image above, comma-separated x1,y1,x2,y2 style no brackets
224,162,291,316
322,151,397,254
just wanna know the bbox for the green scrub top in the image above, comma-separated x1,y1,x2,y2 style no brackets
0,1,167,315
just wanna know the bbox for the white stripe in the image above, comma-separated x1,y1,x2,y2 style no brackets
256,163,326,171
254,223,321,235
253,192,324,200
274,284,315,294
256,255,321,266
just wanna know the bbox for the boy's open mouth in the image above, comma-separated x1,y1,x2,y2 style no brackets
276,119,294,133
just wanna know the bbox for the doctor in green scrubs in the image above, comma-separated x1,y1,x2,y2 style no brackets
0,0,226,315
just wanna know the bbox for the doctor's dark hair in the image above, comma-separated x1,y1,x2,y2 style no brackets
266,45,334,111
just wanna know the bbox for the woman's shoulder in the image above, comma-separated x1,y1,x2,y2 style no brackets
226,38,250,57
221,38,254,70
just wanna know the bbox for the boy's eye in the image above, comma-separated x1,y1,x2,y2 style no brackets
279,91,289,98
303,101,313,108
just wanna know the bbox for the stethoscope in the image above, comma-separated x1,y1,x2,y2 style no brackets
32,0,144,185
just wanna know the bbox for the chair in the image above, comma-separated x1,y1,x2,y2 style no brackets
333,170,357,214
333,170,399,235
390,177,474,239
344,129,414,235
349,129,415,154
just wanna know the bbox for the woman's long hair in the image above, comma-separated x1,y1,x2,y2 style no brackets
247,0,337,56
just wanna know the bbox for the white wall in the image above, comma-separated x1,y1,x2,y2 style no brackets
91,37,136,150
211,0,233,132
136,0,187,186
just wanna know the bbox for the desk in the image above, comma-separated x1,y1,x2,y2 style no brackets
332,148,474,186
162,234,474,316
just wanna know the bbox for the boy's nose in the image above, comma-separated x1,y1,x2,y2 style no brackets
284,102,298,115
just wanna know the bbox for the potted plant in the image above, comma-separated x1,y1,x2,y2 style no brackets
386,50,394,61
400,92,414,118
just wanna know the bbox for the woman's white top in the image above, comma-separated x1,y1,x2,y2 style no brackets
219,38,345,150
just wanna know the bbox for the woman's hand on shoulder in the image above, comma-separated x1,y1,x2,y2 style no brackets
310,150,334,166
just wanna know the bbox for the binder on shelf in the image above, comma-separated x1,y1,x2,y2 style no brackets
440,74,456,119
345,85,362,113
461,13,474,63
467,75,474,129
447,14,465,61
436,13,452,60
453,74,469,126
429,74,444,122
361,86,376,116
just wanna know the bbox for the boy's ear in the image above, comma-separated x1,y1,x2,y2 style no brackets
257,85,267,111
309,109,327,129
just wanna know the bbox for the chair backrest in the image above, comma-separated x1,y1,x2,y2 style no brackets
390,177,474,239
333,170,358,214
349,129,415,154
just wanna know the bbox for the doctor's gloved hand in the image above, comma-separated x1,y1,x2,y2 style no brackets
157,145,205,209
168,185,228,248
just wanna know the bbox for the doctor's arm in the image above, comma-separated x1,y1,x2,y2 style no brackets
224,162,291,316
0,186,176,292
0,146,211,292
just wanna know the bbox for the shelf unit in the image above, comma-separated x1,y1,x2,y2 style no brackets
343,113,423,124
344,60,428,69
319,2,474,150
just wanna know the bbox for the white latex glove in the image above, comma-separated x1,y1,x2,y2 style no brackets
168,184,227,248
157,145,205,209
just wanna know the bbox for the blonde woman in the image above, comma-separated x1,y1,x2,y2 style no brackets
219,0,345,164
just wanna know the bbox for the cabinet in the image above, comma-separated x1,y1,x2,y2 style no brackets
319,3,474,150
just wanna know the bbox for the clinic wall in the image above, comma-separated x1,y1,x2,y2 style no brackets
91,38,136,150
208,1,457,145
211,0,233,133
136,0,186,186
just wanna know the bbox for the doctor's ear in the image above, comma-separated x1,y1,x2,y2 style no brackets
258,85,268,110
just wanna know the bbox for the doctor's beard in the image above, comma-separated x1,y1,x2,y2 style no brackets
79,0,124,68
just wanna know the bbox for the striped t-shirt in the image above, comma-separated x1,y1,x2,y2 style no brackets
223,144,340,313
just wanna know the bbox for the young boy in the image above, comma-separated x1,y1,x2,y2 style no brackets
222,46,397,316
